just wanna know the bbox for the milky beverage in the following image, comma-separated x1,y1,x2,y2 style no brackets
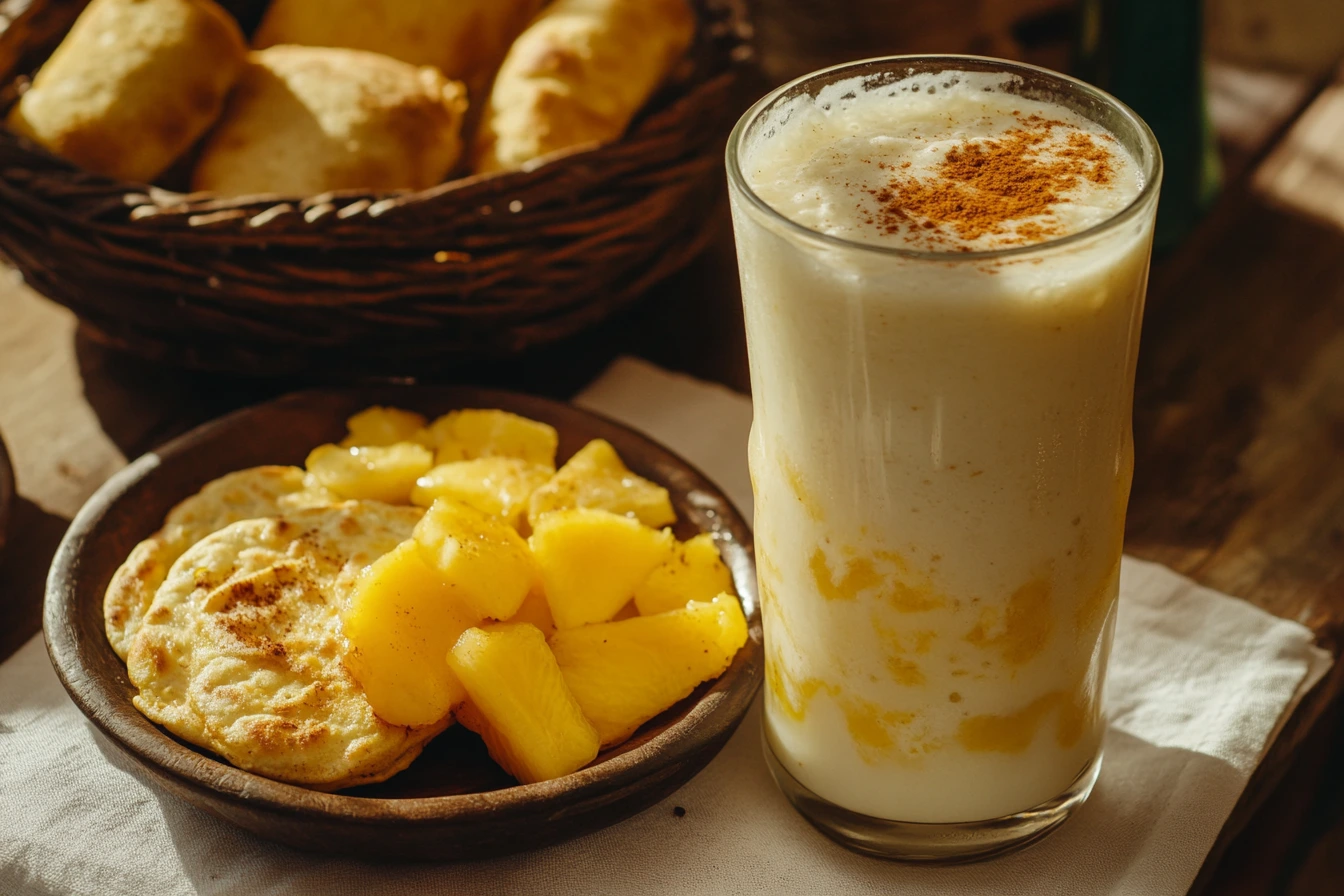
730,70,1154,824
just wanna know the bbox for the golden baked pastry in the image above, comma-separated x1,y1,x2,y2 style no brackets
5,0,246,182
103,466,337,660
191,46,468,196
252,0,543,96
472,0,696,174
126,504,445,790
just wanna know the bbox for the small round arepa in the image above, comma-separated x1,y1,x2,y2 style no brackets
191,45,468,197
125,502,444,790
103,465,338,660
5,0,247,183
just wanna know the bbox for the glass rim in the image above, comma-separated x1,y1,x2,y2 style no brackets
725,54,1164,262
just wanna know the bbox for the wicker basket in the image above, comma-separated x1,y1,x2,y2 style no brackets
0,0,750,377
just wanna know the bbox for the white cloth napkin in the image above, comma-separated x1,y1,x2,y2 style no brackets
0,357,1331,896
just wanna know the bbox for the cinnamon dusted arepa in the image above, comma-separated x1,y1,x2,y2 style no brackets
104,465,337,660
125,503,446,790
192,46,467,196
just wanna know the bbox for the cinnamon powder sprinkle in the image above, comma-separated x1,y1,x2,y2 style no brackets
867,114,1115,248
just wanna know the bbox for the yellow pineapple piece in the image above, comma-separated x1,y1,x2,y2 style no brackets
527,439,676,529
448,623,600,784
413,498,537,620
342,540,481,727
633,533,735,616
428,409,558,467
507,587,556,639
550,594,749,746
529,508,673,629
411,458,554,529
339,406,431,448
305,441,433,504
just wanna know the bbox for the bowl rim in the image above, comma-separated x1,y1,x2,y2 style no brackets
43,386,761,826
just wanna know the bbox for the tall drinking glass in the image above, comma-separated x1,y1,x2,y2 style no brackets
727,56,1161,861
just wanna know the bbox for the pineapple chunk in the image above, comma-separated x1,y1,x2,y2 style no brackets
342,540,481,727
305,441,433,504
633,533,735,616
339,406,431,448
428,409,558,467
550,594,749,746
508,587,556,639
529,508,673,629
411,458,553,529
448,623,600,784
413,498,537,620
527,439,676,529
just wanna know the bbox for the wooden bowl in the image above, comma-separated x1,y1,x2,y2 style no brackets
43,387,761,860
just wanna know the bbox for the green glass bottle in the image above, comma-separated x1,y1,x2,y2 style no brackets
1074,0,1222,250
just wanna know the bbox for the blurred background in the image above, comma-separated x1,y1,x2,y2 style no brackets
753,0,1344,77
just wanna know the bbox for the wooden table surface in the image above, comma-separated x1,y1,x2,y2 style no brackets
3,18,1344,896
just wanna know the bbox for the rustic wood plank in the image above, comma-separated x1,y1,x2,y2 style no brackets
1206,59,1313,180
1207,0,1344,75
1128,63,1344,640
1128,62,1344,896
1254,65,1344,234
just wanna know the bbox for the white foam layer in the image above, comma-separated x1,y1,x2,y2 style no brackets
742,70,1144,252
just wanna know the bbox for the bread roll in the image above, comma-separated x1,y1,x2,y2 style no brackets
191,46,467,197
5,0,246,183
472,0,696,174
253,0,544,96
